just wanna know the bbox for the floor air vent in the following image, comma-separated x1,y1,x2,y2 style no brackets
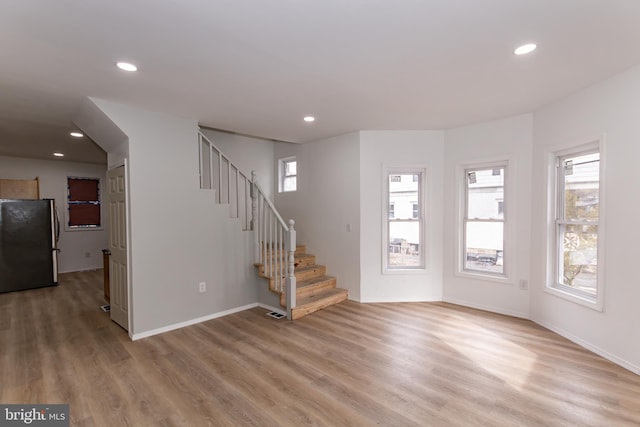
266,311,285,319
101,304,111,312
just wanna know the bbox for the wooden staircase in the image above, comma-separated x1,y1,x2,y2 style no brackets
256,245,348,320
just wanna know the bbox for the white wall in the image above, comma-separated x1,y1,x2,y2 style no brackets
200,129,275,200
443,114,533,318
74,97,129,169
200,128,280,310
88,99,261,337
359,131,444,303
531,65,640,373
274,133,361,301
0,155,108,273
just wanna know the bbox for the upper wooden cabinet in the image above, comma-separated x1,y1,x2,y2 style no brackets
0,177,40,199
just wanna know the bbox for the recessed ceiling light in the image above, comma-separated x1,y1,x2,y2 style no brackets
514,43,537,56
70,131,84,138
303,116,315,123
53,152,65,157
116,61,138,72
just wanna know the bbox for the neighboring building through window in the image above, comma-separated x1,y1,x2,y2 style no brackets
67,177,101,229
384,169,426,271
550,144,602,307
463,165,506,276
279,157,297,192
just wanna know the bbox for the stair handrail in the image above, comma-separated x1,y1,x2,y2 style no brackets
198,130,296,319
198,131,252,230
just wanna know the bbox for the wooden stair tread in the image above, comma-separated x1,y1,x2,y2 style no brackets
291,288,348,320
296,275,336,289
255,242,346,320
295,264,324,272
279,275,337,306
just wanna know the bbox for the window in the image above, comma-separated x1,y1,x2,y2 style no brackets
67,177,101,229
384,169,426,271
549,143,603,308
278,157,297,192
462,165,506,276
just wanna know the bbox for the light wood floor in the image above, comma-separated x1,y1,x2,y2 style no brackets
1,270,639,426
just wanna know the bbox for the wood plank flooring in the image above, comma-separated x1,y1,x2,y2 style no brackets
1,270,639,426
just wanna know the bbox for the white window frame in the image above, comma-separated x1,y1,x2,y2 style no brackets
278,156,297,193
456,158,513,284
382,166,427,274
545,138,605,311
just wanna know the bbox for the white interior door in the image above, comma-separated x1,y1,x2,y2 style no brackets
108,165,128,330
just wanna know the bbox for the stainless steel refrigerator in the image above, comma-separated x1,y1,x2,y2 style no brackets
0,198,59,293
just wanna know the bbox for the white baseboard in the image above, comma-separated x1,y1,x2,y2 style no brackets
442,297,529,319
532,318,640,376
131,303,258,341
359,296,441,304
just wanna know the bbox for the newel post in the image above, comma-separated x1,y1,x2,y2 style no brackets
251,171,259,264
286,219,297,320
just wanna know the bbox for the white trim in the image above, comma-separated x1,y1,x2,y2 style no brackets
131,303,259,341
443,297,529,319
277,156,297,193
454,156,515,283
124,159,134,338
454,271,514,286
543,136,605,312
532,318,640,376
360,296,441,303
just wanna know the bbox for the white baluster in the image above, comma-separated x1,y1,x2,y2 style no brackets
286,219,297,320
251,171,259,263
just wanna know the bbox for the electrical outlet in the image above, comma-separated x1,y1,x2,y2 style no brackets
85,252,91,258
519,279,529,290
199,282,206,293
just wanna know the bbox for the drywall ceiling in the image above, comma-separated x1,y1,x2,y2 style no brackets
2,0,640,164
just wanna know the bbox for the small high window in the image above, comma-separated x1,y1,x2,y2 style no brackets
279,157,297,192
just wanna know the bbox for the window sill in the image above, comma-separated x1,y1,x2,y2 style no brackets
65,226,104,232
383,267,428,275
455,270,512,285
544,284,603,312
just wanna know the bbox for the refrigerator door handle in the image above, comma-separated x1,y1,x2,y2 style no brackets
54,206,61,243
